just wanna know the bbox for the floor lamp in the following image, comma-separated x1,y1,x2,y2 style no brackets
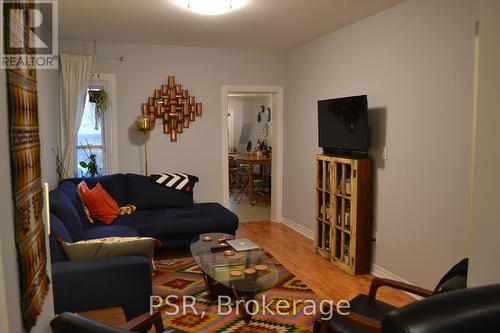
134,115,155,175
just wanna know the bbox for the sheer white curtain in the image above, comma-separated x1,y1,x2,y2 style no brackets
59,53,94,178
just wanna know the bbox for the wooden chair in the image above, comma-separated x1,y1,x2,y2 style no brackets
317,277,434,333
315,259,469,333
119,311,165,332
318,282,500,333
50,311,184,333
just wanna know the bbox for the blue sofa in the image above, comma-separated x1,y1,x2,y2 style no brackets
49,173,239,319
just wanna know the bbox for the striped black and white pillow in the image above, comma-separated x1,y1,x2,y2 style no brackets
150,173,199,193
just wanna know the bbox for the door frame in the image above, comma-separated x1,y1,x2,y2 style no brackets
221,85,283,223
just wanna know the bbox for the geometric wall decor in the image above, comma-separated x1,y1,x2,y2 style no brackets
141,75,203,142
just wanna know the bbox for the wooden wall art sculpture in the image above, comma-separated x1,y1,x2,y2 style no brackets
140,76,203,142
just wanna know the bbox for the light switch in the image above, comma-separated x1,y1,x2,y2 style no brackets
382,146,388,160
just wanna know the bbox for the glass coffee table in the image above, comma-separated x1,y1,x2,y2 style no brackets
190,232,279,323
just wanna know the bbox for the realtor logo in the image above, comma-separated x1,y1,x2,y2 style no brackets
1,0,58,69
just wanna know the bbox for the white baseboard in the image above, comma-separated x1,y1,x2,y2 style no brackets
280,217,314,240
371,264,411,282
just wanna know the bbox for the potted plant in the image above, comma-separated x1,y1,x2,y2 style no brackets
78,140,101,177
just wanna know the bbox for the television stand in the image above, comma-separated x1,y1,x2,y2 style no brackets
322,148,368,159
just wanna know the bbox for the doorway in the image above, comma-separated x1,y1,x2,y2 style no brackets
221,86,283,223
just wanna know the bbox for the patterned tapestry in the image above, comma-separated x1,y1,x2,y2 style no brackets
5,57,50,333
4,0,51,329
7,66,50,332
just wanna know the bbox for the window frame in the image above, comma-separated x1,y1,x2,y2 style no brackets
75,73,118,176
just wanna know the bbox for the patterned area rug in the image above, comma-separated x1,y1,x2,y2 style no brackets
153,256,321,332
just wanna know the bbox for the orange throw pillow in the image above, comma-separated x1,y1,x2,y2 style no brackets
80,182,119,224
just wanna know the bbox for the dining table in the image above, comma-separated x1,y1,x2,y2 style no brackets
231,152,272,205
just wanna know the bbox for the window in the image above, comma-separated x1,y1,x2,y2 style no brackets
76,90,105,176
75,74,117,177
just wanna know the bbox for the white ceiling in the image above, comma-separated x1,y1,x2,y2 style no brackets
59,0,403,51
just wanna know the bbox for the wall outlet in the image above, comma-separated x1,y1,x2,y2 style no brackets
381,146,388,160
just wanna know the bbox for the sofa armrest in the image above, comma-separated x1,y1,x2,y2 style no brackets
52,256,152,320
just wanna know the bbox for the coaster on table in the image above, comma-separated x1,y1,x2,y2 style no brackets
202,236,212,242
254,264,268,272
244,268,256,275
230,271,242,277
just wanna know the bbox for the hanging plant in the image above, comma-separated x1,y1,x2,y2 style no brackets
88,89,109,130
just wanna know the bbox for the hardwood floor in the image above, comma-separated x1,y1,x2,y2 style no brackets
81,220,415,327
237,220,414,307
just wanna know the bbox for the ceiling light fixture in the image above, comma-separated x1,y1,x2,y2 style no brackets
175,0,246,15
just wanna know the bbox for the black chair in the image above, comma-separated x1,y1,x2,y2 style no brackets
228,156,240,193
315,259,471,333
381,283,500,333
317,282,500,333
50,312,185,333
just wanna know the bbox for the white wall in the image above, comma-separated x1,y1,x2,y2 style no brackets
228,95,273,152
284,0,478,288
38,69,61,189
60,40,285,203
467,0,500,287
0,69,56,332
244,96,273,149
228,98,244,150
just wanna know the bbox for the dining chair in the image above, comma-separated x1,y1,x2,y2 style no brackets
228,156,240,194
233,159,250,203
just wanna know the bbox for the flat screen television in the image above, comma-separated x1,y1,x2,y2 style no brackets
318,95,369,156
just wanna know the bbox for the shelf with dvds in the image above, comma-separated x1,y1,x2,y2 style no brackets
314,157,333,258
314,154,372,275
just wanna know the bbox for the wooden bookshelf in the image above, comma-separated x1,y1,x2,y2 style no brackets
314,154,372,275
